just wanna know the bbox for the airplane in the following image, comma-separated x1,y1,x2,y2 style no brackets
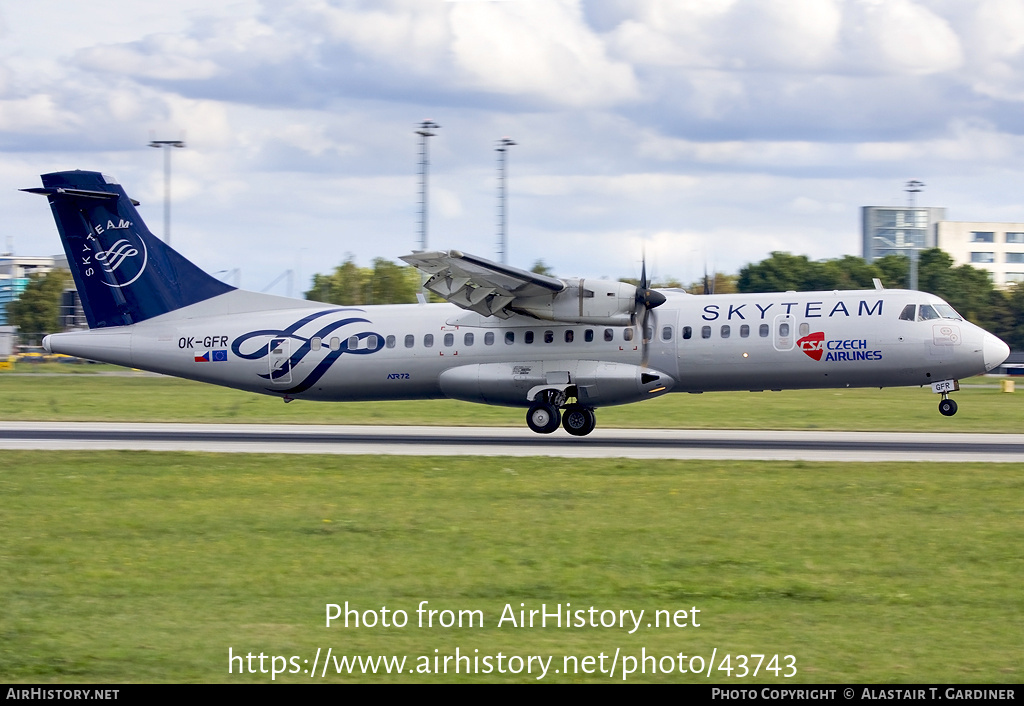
26,170,1011,436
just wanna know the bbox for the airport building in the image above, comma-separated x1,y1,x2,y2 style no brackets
0,254,65,326
934,221,1024,288
862,206,1024,288
861,206,947,263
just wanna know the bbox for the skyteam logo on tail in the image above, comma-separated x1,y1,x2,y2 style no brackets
97,238,138,272
84,221,148,288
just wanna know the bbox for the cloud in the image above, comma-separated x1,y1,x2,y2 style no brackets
4,0,1024,291
448,0,638,106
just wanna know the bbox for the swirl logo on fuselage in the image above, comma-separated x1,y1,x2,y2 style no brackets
230,309,383,395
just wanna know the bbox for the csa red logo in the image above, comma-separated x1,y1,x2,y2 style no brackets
798,331,825,361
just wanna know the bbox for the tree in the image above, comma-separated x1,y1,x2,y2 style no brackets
7,269,73,340
737,252,818,292
739,252,898,294
369,257,420,304
530,260,554,277
685,272,738,294
873,255,909,289
305,257,420,305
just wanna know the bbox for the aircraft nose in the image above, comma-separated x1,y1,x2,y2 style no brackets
983,333,1010,372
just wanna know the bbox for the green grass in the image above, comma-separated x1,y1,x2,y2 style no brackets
1,369,1021,431
1,452,1022,683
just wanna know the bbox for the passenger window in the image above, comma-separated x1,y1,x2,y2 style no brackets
799,323,809,336
525,331,535,344
330,337,341,351
484,332,494,345
311,337,322,351
423,334,434,348
348,335,359,349
701,326,711,339
464,332,474,346
899,304,916,321
366,335,377,349
385,335,396,349
565,330,574,343
404,334,415,348
740,324,749,338
682,326,692,340
584,329,594,342
624,328,634,342
721,325,730,338
505,331,514,345
544,330,554,344
759,324,769,338
662,326,672,341
444,333,454,347
779,323,790,337
604,329,614,342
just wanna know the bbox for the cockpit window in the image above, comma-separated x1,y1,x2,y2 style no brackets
916,303,963,321
899,304,916,321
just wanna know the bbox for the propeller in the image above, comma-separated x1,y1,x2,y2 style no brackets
635,252,666,367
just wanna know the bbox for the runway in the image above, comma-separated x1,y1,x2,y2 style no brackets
2,422,1024,461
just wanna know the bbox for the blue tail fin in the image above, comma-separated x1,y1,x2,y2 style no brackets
24,170,235,328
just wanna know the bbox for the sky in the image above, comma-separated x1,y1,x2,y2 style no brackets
2,0,1024,295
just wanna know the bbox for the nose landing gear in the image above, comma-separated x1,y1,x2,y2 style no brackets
932,379,960,417
938,396,958,417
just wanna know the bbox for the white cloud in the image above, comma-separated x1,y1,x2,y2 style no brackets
842,0,964,76
449,0,638,106
2,0,1024,290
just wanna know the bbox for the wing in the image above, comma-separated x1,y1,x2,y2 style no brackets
400,250,565,319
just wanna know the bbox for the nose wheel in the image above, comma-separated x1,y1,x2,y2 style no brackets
938,396,958,417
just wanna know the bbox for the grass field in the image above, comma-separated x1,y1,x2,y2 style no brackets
2,370,1022,683
1,367,1022,431
1,452,1022,683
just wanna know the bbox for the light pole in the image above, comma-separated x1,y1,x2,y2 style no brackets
415,120,440,252
496,137,516,266
148,139,186,245
905,179,924,291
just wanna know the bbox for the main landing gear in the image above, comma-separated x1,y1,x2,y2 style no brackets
526,391,597,436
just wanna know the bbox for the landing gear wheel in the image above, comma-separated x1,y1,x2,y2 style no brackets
938,398,958,417
527,402,561,434
562,404,597,436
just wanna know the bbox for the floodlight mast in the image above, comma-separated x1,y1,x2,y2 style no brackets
496,137,516,266
905,179,925,291
415,121,440,253
148,139,186,245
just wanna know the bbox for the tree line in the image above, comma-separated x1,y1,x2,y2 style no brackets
7,249,1024,350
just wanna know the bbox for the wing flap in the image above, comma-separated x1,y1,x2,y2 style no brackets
402,250,565,318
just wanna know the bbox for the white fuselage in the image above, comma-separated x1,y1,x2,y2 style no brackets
44,287,1004,408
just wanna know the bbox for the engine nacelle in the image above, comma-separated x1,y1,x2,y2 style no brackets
439,360,674,407
511,278,637,326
